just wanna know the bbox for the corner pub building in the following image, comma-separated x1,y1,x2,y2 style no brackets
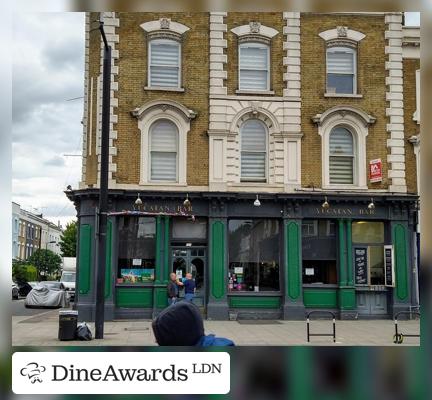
68,12,420,321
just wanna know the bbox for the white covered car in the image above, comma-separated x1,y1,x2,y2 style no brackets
24,282,69,309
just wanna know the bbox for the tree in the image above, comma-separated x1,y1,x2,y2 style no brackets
59,220,77,257
12,259,38,283
28,249,62,280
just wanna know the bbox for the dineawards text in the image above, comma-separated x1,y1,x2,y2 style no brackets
52,364,188,382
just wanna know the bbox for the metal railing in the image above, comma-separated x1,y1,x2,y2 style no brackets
306,311,336,343
393,310,420,344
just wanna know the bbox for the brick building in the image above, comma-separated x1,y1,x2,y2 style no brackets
68,12,420,321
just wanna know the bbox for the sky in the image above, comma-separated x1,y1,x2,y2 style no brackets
11,12,420,228
12,12,85,227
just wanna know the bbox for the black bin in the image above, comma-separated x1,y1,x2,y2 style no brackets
58,310,78,340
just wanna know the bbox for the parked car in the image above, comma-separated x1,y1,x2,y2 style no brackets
24,282,69,309
39,281,66,290
12,283,19,300
16,281,37,297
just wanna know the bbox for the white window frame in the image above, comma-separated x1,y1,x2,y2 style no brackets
148,38,181,89
238,42,270,92
133,100,196,187
240,119,268,183
326,46,357,95
148,119,179,183
328,126,356,186
315,107,372,190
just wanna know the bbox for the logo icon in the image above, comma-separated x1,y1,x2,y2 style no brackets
20,362,46,383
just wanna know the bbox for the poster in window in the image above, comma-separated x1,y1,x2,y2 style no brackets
120,269,155,283
384,245,395,287
354,247,368,285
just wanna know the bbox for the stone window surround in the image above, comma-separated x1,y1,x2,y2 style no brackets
312,106,376,190
231,23,279,95
413,69,420,124
131,100,197,186
140,18,190,92
319,27,366,98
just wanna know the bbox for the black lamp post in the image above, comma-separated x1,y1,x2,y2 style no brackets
94,20,111,339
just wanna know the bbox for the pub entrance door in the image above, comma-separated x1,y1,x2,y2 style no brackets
171,247,206,308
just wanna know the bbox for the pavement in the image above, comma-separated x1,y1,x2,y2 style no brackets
12,306,420,346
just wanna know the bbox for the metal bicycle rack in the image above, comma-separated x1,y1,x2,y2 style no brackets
393,310,420,344
306,311,336,343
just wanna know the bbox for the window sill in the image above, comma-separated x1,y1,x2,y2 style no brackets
144,86,185,92
227,292,282,296
324,92,363,98
235,89,275,95
139,181,188,187
303,284,338,288
323,185,368,191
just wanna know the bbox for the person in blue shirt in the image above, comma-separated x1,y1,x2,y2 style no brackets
152,301,234,347
182,272,196,302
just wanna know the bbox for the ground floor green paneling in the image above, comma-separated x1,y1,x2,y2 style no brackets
303,289,338,308
115,288,153,308
228,296,281,308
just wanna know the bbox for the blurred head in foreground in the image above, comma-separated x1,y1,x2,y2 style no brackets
152,301,234,347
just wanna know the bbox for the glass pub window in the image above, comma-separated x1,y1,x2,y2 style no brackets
149,39,180,88
117,217,156,284
352,221,385,285
240,119,267,181
326,46,356,94
228,219,280,292
239,42,269,91
150,119,178,182
302,219,337,284
329,127,354,184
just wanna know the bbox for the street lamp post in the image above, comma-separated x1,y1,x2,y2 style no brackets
94,20,111,339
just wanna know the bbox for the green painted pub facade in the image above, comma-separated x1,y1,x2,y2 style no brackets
68,189,418,321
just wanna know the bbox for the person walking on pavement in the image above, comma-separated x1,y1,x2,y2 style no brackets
167,272,183,306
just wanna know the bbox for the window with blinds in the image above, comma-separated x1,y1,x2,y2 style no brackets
240,119,267,181
239,42,269,91
329,127,354,184
150,120,178,181
149,39,180,87
326,46,356,94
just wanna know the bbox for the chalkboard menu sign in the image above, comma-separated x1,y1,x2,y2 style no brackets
354,247,368,285
384,245,394,287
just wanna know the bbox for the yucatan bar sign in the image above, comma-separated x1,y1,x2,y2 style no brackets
354,247,368,285
304,204,384,218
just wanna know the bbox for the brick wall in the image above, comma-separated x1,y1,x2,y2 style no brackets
403,58,420,194
301,13,388,189
114,12,209,186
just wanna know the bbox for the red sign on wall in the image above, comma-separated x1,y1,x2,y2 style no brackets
369,159,382,183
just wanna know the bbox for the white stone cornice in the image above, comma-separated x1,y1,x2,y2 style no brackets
312,105,376,127
131,99,197,121
319,27,366,42
230,23,279,40
140,19,190,36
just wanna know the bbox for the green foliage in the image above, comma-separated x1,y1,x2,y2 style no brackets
28,249,62,280
12,260,38,283
59,220,77,257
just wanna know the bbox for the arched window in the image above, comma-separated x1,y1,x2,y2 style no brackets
326,46,356,94
149,39,181,88
240,119,267,181
239,42,270,91
150,120,178,181
329,127,354,184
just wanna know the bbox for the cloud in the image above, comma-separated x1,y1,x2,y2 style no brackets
44,156,65,167
12,12,85,226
